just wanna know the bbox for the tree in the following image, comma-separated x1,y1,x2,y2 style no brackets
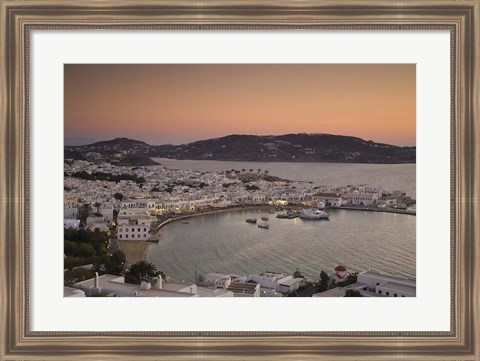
293,267,304,279
94,202,102,214
125,261,158,284
77,243,96,258
345,289,363,297
314,270,330,293
79,203,93,225
113,192,124,201
104,250,126,275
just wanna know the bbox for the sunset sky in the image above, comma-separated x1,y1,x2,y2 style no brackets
64,64,415,146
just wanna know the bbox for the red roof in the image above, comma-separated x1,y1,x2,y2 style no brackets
335,265,347,272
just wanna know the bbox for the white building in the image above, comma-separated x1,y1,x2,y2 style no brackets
74,274,197,297
64,219,80,229
312,193,343,208
248,272,286,297
344,192,379,206
100,206,114,222
226,281,260,297
357,269,416,297
276,276,302,294
117,215,151,240
64,207,78,219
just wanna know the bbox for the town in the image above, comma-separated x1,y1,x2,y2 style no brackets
63,158,416,298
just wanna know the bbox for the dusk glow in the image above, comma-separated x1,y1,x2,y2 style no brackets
64,64,415,146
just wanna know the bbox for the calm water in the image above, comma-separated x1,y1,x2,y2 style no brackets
146,209,416,283
146,159,416,283
153,158,416,198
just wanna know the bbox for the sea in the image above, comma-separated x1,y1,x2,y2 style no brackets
145,159,416,282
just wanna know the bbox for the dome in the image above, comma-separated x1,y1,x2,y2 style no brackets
335,265,347,272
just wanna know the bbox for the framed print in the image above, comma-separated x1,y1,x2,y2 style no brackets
1,0,479,360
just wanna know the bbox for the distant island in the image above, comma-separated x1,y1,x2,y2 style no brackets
64,133,415,164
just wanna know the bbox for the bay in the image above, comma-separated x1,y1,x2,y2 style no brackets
146,159,416,283
145,209,416,283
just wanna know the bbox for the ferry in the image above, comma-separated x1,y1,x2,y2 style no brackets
299,209,329,220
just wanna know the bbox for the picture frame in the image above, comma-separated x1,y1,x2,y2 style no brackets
1,0,478,359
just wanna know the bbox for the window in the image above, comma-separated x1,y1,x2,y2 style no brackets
402,295,405,297
144,228,147,232
125,228,128,232
376,283,380,286
386,291,390,296
119,235,122,239
144,234,146,238
378,290,382,294
394,294,397,297
138,228,140,232
126,234,128,238
138,234,140,238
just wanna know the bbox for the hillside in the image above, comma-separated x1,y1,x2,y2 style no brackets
65,134,415,164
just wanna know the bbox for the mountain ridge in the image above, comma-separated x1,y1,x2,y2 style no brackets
65,133,416,164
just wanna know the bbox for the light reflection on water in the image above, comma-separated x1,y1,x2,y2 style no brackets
145,209,416,283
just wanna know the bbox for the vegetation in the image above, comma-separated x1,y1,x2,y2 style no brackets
125,261,165,285
71,171,146,184
314,270,330,293
293,267,305,279
63,229,125,278
64,268,95,287
245,184,260,191
113,192,124,201
345,289,363,297
79,203,93,225
334,272,358,288
263,175,280,182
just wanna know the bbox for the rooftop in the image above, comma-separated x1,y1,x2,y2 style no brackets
378,281,416,294
74,274,196,297
227,281,258,294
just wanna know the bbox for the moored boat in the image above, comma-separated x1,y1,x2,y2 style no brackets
258,222,269,229
246,217,257,223
299,209,329,220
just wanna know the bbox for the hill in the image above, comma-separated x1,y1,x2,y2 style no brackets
65,134,415,164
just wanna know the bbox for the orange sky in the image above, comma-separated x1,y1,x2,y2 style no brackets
64,64,415,146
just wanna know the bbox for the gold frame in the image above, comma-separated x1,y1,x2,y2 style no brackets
1,0,479,360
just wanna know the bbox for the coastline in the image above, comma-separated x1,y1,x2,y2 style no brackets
155,204,415,231
126,204,415,264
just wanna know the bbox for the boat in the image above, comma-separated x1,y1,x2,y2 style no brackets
258,222,269,229
181,220,189,224
276,213,289,219
246,217,257,223
287,211,300,219
299,209,329,220
261,216,269,221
